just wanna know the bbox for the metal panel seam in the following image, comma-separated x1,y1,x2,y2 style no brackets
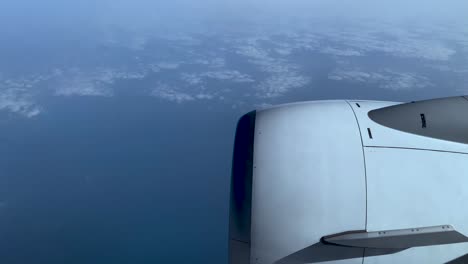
346,100,368,230
362,248,366,264
365,145,468,155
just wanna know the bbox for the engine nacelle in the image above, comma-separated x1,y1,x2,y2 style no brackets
229,97,468,264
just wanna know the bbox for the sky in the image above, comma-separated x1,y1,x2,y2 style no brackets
2,0,468,30
0,1,467,263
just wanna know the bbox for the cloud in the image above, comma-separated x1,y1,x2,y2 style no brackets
55,78,113,97
315,23,457,61
0,88,41,118
54,68,147,97
193,58,226,68
329,68,433,91
195,93,215,100
254,102,274,109
181,70,254,85
201,71,254,82
181,74,203,85
263,21,460,62
0,17,466,115
0,66,153,113
266,32,321,57
236,37,310,97
0,75,47,117
274,48,293,56
320,46,363,57
329,70,386,82
236,43,271,63
256,74,310,98
150,81,222,103
150,82,195,103
156,62,181,70
425,64,468,74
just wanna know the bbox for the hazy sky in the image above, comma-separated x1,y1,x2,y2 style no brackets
2,0,468,32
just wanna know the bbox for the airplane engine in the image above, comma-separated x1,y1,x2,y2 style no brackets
229,96,468,264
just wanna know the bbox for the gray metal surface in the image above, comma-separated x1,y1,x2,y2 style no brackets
369,96,468,144
349,100,468,153
324,225,468,249
230,240,251,264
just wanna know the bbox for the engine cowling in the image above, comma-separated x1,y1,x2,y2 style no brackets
229,97,468,264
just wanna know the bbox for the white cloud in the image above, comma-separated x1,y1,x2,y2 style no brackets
181,74,204,85
193,57,226,68
236,45,271,63
148,64,161,73
320,46,363,56
54,68,147,97
202,71,254,82
266,33,321,56
181,70,254,85
150,82,195,103
314,22,457,61
153,90,194,103
0,88,41,118
257,74,309,98
275,48,293,56
236,37,310,97
329,70,386,82
380,71,433,91
157,62,181,70
150,82,220,103
266,21,460,62
0,75,48,117
425,64,468,74
195,93,215,100
329,68,433,91
0,67,152,114
2,19,466,113
55,78,113,97
254,102,274,109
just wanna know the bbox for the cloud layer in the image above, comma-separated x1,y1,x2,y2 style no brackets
0,16,467,117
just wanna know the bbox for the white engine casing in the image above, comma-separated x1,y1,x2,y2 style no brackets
229,97,468,264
